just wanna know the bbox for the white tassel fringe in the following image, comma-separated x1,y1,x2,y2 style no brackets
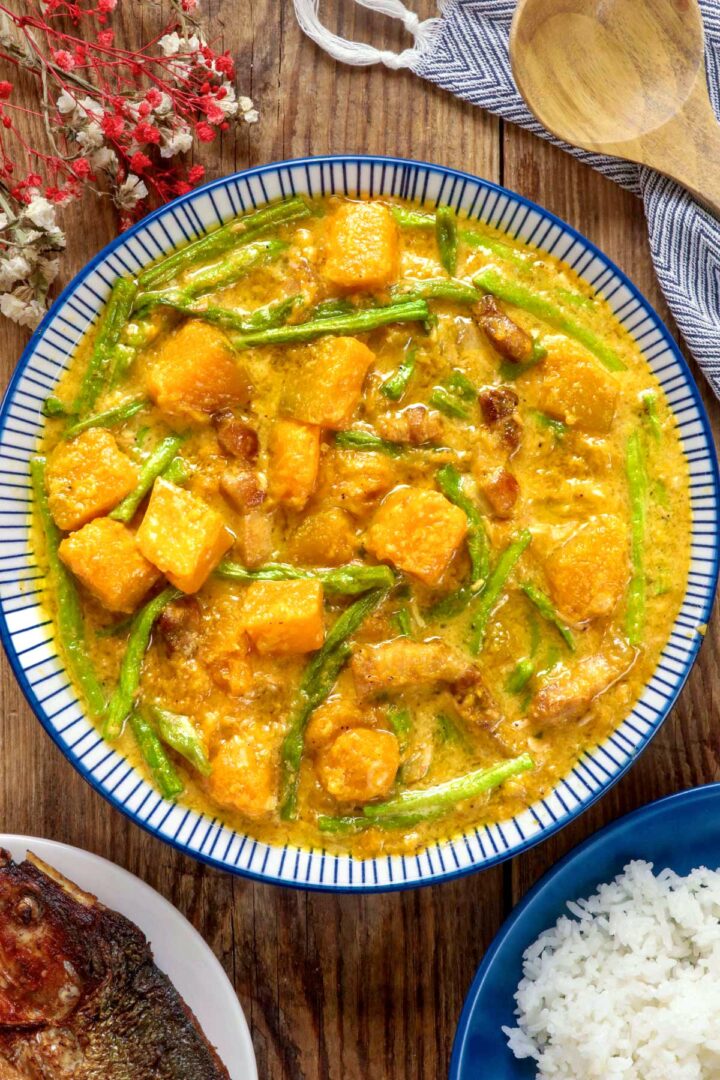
293,0,444,70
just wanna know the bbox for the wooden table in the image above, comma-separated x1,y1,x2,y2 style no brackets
2,3,718,1077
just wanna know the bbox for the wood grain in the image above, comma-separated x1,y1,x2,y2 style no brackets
0,3,717,1077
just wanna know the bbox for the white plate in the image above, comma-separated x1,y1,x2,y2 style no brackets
0,834,257,1080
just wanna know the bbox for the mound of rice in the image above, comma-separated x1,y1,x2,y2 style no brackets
504,860,720,1079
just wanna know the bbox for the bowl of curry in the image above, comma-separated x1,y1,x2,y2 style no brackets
1,156,717,891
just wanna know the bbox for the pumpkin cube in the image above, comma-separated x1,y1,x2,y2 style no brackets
58,517,161,613
545,515,629,622
365,487,468,587
283,337,374,429
537,342,619,434
146,320,250,425
323,201,400,292
46,428,138,531
137,478,233,593
240,579,324,655
208,728,278,820
267,420,320,510
286,507,358,566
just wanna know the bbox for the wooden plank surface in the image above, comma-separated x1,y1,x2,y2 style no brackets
0,3,717,1077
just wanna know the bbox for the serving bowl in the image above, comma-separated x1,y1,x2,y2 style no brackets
449,783,720,1079
0,155,717,892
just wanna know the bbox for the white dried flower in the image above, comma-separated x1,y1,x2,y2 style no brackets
0,255,32,290
0,291,45,329
25,196,59,232
152,92,173,117
116,174,149,210
76,121,104,151
90,146,118,171
160,129,194,158
56,90,77,115
158,32,182,56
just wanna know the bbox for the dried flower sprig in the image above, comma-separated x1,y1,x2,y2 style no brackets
0,0,257,328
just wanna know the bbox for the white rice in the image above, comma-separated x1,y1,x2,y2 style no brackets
503,861,720,1079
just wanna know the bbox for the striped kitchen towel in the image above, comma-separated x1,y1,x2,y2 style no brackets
294,0,720,395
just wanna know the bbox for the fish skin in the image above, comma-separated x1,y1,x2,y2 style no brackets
0,850,230,1079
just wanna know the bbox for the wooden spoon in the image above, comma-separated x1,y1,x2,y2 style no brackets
510,0,720,215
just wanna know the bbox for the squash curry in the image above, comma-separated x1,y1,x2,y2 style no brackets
32,194,691,857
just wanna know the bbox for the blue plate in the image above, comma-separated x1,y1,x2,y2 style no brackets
0,156,717,891
450,783,720,1078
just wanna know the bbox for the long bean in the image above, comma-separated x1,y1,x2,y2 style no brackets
626,430,648,646
474,268,626,372
366,754,534,820
391,278,478,305
280,588,387,819
149,294,302,333
103,586,181,739
391,205,532,269
129,709,184,799
230,299,430,349
42,395,74,418
136,239,287,308
641,390,662,442
63,398,147,439
318,754,534,832
506,657,535,694
137,196,310,290
110,435,183,523
31,457,106,716
73,277,138,416
381,346,416,401
468,529,532,654
521,581,575,650
216,560,395,595
429,386,470,419
436,206,459,275
149,704,211,776
436,464,489,583
334,429,403,457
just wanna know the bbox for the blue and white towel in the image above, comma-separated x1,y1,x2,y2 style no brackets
294,0,720,396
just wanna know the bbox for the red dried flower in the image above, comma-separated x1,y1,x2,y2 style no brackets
214,54,234,78
145,88,163,108
188,164,205,184
195,122,216,143
52,50,76,71
0,82,13,101
96,30,114,48
101,113,125,139
133,121,161,145
71,157,92,179
129,151,152,172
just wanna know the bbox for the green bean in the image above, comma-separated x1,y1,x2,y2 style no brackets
521,581,576,650
230,299,430,349
474,268,626,372
103,587,181,740
625,430,648,646
149,704,211,776
137,196,310,290
500,338,548,382
280,588,387,820
42,395,74,419
427,583,477,621
506,658,535,694
446,370,477,399
641,390,662,442
31,457,106,716
161,456,191,485
391,206,531,270
216,560,395,595
392,606,413,637
381,346,417,401
108,343,138,387
110,435,184,523
388,706,412,750
149,294,302,333
334,430,403,457
363,754,534,823
129,709,184,799
436,206,459,274
429,386,470,419
532,410,567,441
73,277,139,416
317,811,434,834
311,298,356,319
137,239,287,308
436,465,489,583
468,529,533,654
63,398,148,439
391,278,478,305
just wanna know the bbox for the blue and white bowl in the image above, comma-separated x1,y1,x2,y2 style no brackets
1,156,717,892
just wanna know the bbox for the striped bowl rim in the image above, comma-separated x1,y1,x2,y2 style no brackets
0,155,717,892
